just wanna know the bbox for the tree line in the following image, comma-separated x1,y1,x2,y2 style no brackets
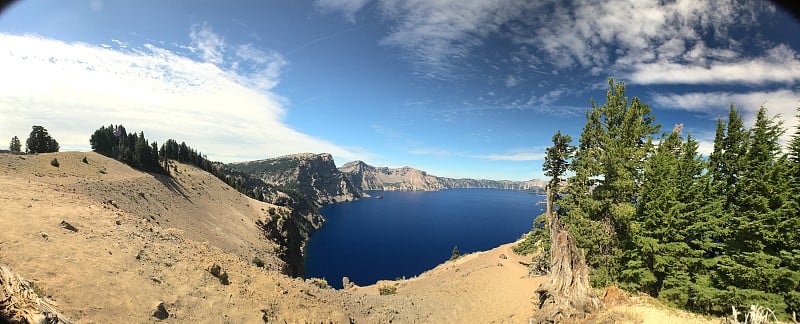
537,78,800,319
7,125,60,154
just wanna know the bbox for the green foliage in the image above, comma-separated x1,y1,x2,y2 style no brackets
9,136,21,153
252,257,265,268
513,214,548,256
308,278,330,289
50,157,59,167
25,125,59,153
90,125,164,174
545,79,800,320
379,285,397,295
450,245,460,261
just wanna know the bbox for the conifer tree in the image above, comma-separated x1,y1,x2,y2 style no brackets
9,136,21,153
25,125,60,153
559,78,660,286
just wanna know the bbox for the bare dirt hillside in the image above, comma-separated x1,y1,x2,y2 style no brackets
0,152,724,323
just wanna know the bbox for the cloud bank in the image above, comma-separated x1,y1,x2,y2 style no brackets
0,28,369,163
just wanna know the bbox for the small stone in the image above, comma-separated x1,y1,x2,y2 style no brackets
59,219,78,232
151,301,169,320
499,253,507,259
205,262,230,285
115,220,121,225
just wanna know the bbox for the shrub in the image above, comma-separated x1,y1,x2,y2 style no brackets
50,158,59,167
308,278,330,289
379,285,397,295
450,245,460,261
252,257,265,268
82,156,88,164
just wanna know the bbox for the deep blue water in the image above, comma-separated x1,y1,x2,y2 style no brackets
304,189,544,288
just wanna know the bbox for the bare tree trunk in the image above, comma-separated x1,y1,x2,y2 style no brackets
1,265,72,323
533,188,601,323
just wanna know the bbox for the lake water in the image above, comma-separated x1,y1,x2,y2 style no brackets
304,188,544,288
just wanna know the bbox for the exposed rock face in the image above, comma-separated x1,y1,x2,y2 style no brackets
339,160,546,193
229,153,363,207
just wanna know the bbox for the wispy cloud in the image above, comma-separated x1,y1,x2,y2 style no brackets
474,149,545,161
0,31,370,163
378,0,535,79
630,44,800,85
409,146,545,161
653,89,800,142
314,0,373,22
189,23,226,64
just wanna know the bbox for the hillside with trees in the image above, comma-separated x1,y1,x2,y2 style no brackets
526,78,800,320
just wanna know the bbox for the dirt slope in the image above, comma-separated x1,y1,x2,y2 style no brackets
0,152,725,323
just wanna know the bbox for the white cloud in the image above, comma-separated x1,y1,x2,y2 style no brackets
653,89,800,143
378,0,535,79
504,75,521,88
189,23,226,64
315,0,372,22
630,44,800,85
0,32,370,163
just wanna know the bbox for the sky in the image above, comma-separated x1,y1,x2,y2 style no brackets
1,0,799,181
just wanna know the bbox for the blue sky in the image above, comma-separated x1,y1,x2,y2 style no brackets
1,0,799,181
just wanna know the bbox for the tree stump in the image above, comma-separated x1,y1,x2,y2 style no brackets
533,188,601,323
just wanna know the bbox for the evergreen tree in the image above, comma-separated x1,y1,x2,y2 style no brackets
543,130,574,196
9,136,21,153
559,78,660,286
25,125,60,153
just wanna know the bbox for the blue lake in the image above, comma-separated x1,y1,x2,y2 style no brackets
304,188,545,288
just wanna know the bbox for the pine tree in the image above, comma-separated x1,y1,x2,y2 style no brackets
25,125,60,153
560,78,659,287
9,136,21,153
543,131,574,196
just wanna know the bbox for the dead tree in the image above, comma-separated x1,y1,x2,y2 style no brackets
533,188,601,323
0,265,72,323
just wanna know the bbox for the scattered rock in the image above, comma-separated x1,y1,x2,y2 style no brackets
40,231,49,241
59,219,78,232
151,301,169,320
498,254,507,259
106,200,118,208
115,220,121,225
205,263,230,285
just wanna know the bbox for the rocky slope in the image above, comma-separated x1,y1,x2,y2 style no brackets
339,160,546,192
229,153,363,207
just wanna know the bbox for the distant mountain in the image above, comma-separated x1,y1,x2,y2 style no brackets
228,153,364,207
339,160,546,193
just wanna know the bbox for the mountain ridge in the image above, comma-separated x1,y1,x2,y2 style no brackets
339,160,546,193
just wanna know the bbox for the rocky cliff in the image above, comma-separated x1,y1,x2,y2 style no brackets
228,153,363,207
339,160,546,193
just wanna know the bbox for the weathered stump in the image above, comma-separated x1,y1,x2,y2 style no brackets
533,188,601,323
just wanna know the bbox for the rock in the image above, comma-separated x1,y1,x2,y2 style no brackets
205,263,230,285
151,301,169,320
499,253,507,259
59,219,78,232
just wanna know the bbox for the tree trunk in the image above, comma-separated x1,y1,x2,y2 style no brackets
533,188,601,323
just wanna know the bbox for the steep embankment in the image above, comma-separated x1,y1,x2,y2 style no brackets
339,160,546,192
229,153,363,206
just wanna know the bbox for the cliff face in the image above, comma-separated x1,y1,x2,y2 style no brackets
229,153,363,207
339,160,546,193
